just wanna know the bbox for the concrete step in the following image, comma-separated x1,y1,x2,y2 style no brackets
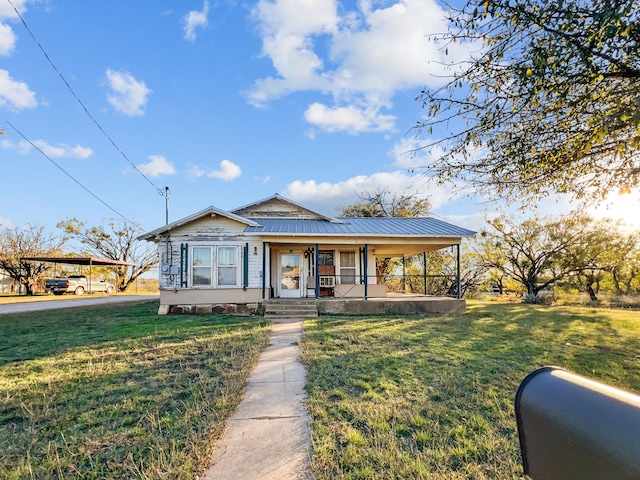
264,300,318,319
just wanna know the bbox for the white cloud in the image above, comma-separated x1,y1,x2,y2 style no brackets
254,175,272,184
136,155,176,177
390,135,447,169
438,213,487,233
0,216,16,229
33,140,93,159
283,170,458,215
1,138,92,158
0,0,34,56
249,0,475,132
304,102,396,133
0,21,16,56
0,0,28,20
189,160,242,181
0,69,37,110
105,69,151,116
183,0,209,42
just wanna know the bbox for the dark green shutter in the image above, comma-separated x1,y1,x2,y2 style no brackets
243,243,249,290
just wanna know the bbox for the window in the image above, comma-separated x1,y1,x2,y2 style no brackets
318,251,334,266
191,245,239,287
192,247,212,286
340,251,356,284
218,246,238,286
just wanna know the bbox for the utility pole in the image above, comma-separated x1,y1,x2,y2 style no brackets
164,186,170,266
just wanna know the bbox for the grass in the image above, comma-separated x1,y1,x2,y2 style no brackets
0,301,270,479
301,300,640,479
4,299,640,479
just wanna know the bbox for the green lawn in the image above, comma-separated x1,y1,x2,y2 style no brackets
0,301,270,479
3,300,639,479
301,300,640,479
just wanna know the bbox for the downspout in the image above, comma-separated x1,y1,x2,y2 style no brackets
456,243,461,299
89,258,93,294
363,244,368,300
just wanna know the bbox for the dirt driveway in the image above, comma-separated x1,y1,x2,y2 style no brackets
0,294,159,315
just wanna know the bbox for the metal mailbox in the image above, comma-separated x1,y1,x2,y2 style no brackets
515,366,640,479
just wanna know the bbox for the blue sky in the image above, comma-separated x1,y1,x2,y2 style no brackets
1,0,638,240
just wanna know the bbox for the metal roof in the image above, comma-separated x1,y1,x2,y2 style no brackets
244,217,476,237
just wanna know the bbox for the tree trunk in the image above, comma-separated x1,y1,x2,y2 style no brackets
586,283,599,302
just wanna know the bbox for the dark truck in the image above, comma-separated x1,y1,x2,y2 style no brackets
45,275,115,295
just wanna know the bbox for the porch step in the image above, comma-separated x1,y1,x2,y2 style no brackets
263,299,319,319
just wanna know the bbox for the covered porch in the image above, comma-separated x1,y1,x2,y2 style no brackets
263,238,463,301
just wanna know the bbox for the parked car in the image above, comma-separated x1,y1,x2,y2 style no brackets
45,275,115,295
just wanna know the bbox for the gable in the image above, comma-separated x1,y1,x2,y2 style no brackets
168,214,250,238
231,194,341,222
138,205,258,242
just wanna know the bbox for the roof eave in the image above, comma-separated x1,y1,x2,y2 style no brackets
138,206,259,241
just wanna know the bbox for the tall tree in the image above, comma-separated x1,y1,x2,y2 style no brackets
58,218,158,292
339,188,431,218
0,226,66,295
475,214,605,295
415,0,640,203
591,228,640,296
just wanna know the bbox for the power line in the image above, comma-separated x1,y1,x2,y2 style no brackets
1,114,144,232
6,0,166,198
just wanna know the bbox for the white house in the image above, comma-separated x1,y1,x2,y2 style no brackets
139,194,475,315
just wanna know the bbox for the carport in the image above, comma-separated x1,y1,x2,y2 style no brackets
22,256,136,294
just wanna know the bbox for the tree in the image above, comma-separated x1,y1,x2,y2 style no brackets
418,247,487,297
0,225,66,295
339,188,431,218
415,0,640,203
475,214,606,295
588,228,640,296
607,232,640,294
58,218,158,292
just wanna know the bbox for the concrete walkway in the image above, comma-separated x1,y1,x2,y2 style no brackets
202,318,313,480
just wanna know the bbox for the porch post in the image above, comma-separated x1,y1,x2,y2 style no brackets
423,251,427,295
261,242,267,299
402,256,406,292
456,243,461,299
315,243,319,299
363,244,368,300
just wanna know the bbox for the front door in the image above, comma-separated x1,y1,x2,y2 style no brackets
280,253,301,297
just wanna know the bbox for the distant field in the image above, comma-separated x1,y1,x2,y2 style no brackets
301,300,640,479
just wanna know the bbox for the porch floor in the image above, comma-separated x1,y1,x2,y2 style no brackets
267,294,466,316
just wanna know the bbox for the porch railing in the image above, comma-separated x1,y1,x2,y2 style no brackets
311,274,460,298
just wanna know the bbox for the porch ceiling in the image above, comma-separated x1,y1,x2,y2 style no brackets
267,240,457,257
372,243,455,257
